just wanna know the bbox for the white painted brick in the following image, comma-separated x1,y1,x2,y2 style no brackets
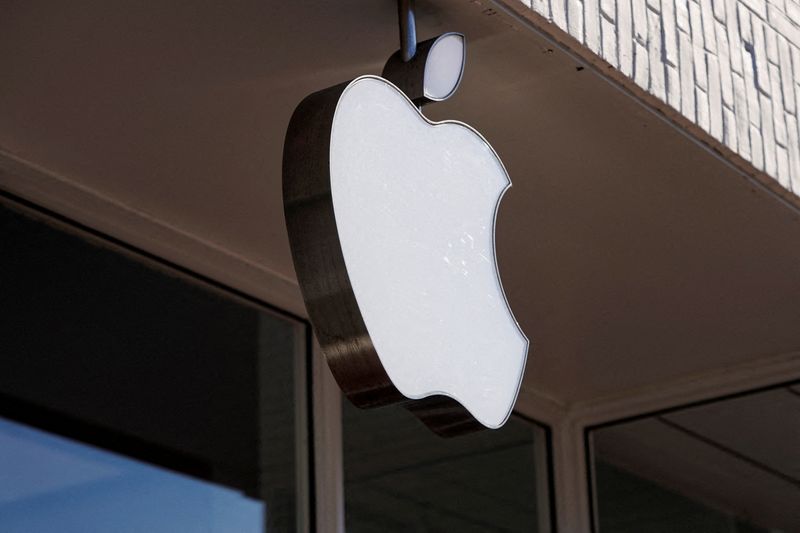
776,144,791,188
787,114,800,190
751,122,765,168
796,81,800,122
602,16,620,65
677,0,692,31
741,45,762,124
713,0,728,20
586,0,603,51
690,1,707,46
766,26,780,61
618,0,635,75
740,0,768,18
752,21,773,94
733,72,753,157
792,46,800,83
701,0,719,50
680,31,698,118
723,104,740,149
663,0,680,65
708,56,725,138
726,0,745,74
697,87,711,129
739,4,754,43
769,63,789,142
777,36,797,112
667,64,683,106
796,82,800,123
569,0,586,42
519,0,800,193
716,22,736,105
769,4,800,44
601,0,617,20
769,0,787,12
632,0,649,44
695,45,710,90
788,0,800,24
552,0,568,29
760,93,778,174
648,8,668,100
634,41,651,88
532,0,551,19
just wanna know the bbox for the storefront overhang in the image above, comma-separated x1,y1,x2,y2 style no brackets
2,0,799,438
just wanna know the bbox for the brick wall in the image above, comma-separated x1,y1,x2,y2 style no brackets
517,0,800,194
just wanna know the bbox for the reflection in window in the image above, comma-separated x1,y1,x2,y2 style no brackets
343,401,552,532
589,385,800,532
0,201,306,532
0,417,262,533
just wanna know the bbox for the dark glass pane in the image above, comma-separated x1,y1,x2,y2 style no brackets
590,386,800,532
0,201,304,531
343,401,551,532
593,461,769,533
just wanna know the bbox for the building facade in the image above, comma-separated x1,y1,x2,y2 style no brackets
1,1,798,531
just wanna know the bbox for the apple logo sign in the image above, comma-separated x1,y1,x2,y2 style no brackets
283,33,528,436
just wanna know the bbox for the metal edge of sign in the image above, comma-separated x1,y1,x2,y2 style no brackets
382,32,466,105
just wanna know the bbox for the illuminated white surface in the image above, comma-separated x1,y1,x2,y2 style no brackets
329,76,528,428
423,34,465,101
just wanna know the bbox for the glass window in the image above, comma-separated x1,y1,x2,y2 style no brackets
343,400,553,532
0,200,307,531
0,417,263,533
588,385,800,532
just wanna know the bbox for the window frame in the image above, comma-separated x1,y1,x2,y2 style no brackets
584,379,800,533
0,190,315,532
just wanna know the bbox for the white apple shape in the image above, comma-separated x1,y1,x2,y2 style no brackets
328,75,528,429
